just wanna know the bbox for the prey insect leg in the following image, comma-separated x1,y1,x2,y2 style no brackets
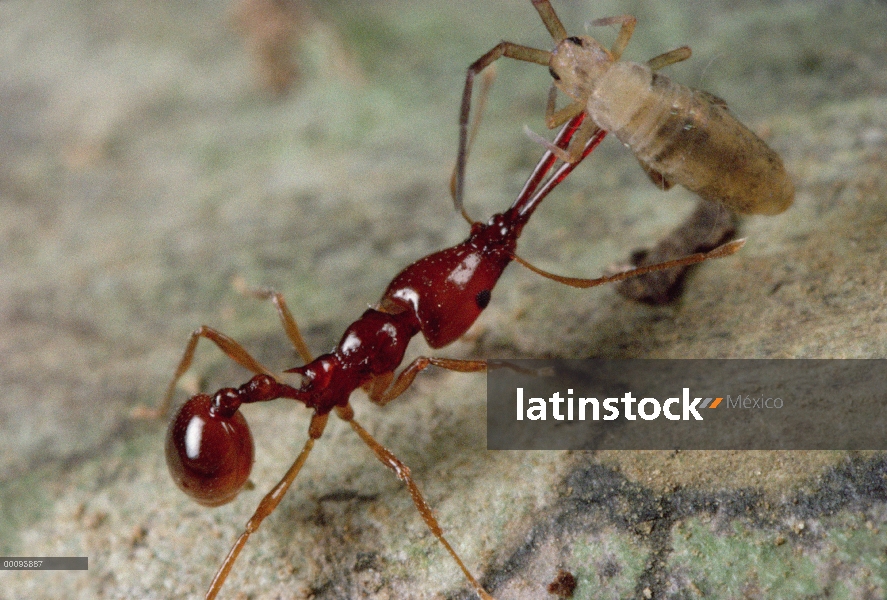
455,41,551,212
589,15,637,60
647,46,692,71
543,83,585,129
530,0,567,42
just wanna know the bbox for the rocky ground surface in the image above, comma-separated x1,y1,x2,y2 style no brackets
2,0,886,598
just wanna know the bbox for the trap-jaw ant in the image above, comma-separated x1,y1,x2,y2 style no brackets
154,114,743,599
455,0,794,219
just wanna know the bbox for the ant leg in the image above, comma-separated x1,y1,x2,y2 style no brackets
590,15,637,61
511,238,745,289
366,357,487,407
647,46,691,71
456,41,551,213
233,280,314,363
616,200,737,304
133,326,273,419
205,413,328,600
336,405,494,600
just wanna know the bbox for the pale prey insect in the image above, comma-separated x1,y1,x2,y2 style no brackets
455,0,794,217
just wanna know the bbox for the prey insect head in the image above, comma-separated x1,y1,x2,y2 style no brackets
549,35,612,101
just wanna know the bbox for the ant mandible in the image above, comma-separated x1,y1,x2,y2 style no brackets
153,111,743,599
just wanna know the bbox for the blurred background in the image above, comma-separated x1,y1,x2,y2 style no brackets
2,0,886,598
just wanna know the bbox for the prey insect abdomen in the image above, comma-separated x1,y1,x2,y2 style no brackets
591,62,794,215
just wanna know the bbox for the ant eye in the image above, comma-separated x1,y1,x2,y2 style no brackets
566,36,584,46
548,66,561,81
475,289,491,309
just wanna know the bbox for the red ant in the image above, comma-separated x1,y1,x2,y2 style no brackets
154,112,743,599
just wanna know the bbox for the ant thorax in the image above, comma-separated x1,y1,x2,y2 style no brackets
549,36,613,101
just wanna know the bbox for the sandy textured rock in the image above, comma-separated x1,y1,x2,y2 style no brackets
1,1,886,598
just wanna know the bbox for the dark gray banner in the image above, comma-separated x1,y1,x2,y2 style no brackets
487,360,887,450
0,557,88,570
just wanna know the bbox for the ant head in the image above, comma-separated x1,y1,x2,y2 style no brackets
548,35,612,101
